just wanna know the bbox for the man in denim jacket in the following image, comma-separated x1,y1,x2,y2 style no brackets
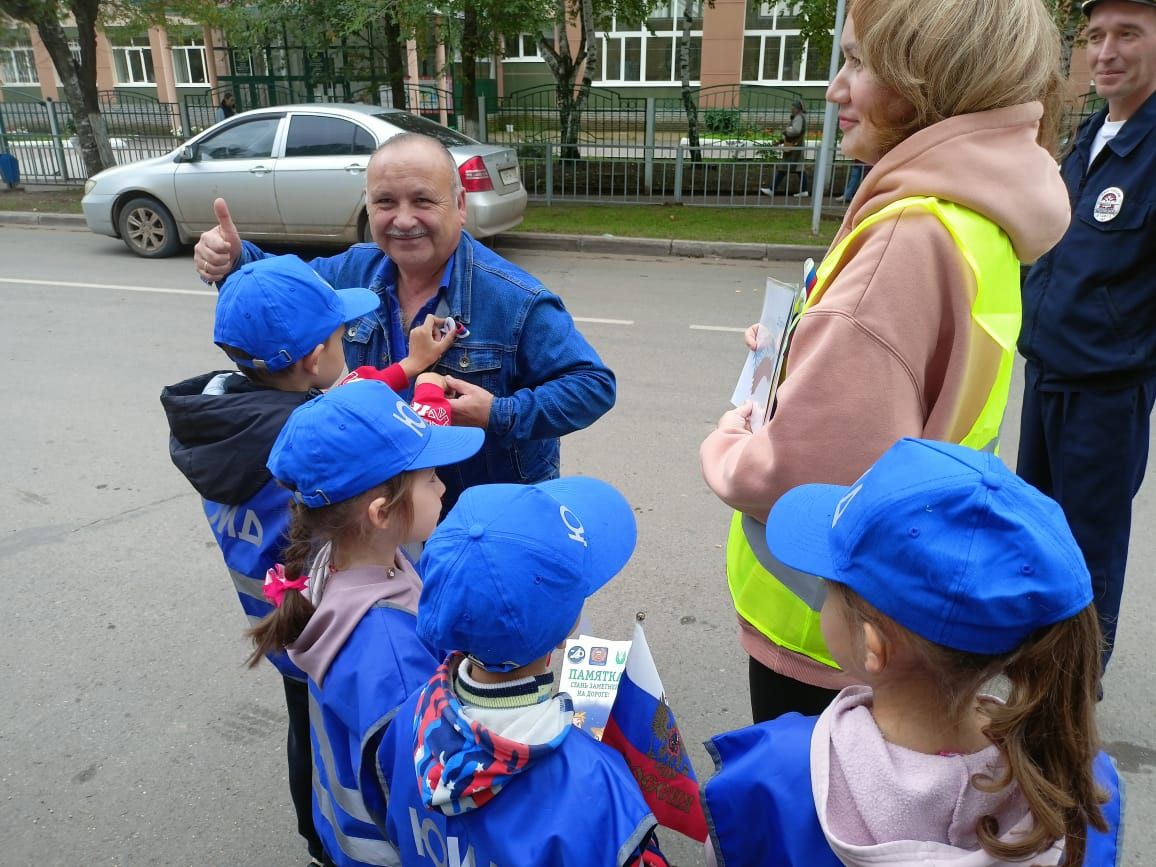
195,133,615,510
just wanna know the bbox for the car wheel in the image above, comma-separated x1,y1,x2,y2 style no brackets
118,196,182,258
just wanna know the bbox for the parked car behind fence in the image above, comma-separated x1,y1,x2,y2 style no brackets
80,103,527,258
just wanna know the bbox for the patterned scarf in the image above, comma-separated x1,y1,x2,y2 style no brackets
413,654,571,815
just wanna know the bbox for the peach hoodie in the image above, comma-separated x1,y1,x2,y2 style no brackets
700,103,1071,689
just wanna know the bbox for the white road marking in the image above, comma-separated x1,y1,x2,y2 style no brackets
0,280,646,328
689,324,746,333
0,276,216,297
573,316,634,326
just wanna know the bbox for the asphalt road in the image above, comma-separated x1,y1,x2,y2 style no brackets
1,225,1151,866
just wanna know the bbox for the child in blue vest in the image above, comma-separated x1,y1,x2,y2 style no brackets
703,438,1122,867
374,479,668,866
248,379,483,867
161,254,457,867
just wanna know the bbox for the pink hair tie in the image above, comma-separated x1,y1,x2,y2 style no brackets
263,563,310,608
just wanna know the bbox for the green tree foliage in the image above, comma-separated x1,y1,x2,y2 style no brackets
1,0,115,174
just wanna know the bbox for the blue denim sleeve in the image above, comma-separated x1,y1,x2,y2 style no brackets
488,291,616,446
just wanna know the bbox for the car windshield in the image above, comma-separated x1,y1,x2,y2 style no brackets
372,111,475,146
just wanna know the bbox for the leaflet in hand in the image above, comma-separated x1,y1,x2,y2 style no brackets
731,273,808,432
559,635,632,740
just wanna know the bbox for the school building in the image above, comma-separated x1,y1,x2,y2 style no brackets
1,1,1095,112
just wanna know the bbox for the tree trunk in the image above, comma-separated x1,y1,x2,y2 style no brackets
381,11,407,110
538,0,584,161
460,5,480,137
34,7,113,176
679,0,701,162
564,0,596,160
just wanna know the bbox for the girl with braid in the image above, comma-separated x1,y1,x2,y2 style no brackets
248,380,482,867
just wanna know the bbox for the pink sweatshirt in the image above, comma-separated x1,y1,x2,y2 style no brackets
700,103,1071,688
812,686,1062,866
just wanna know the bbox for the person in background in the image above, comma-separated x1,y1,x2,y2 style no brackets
761,97,810,198
215,91,237,123
1016,0,1156,672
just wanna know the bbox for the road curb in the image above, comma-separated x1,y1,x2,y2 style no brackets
495,232,828,262
0,210,830,262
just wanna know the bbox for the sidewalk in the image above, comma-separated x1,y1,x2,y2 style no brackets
0,205,831,263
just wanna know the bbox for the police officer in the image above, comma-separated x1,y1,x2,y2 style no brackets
1017,0,1156,669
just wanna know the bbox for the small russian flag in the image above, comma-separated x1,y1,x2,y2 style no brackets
602,621,708,843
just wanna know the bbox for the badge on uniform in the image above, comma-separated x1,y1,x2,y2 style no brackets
1093,187,1125,222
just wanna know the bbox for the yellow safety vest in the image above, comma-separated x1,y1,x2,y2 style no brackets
726,196,1021,668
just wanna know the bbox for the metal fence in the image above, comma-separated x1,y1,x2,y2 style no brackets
1,81,1103,204
516,141,852,207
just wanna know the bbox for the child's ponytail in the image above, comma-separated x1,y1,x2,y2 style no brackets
246,499,318,667
976,605,1108,864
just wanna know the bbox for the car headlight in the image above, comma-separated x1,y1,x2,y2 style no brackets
84,178,97,195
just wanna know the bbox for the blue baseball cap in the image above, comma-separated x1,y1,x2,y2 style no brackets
417,478,638,671
214,255,380,372
268,380,483,507
764,438,1093,655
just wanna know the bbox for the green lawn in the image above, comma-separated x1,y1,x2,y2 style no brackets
0,185,841,245
0,186,85,214
516,202,839,245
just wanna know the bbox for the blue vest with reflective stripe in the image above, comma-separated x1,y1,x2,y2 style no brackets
309,602,440,867
376,689,658,867
202,477,303,680
703,714,1124,867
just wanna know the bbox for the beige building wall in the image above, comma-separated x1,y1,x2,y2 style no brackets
698,0,745,106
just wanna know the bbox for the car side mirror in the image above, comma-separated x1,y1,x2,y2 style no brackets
176,144,197,163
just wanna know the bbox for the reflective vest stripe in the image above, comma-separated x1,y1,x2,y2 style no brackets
727,196,1020,668
739,514,825,611
309,690,377,826
312,775,401,866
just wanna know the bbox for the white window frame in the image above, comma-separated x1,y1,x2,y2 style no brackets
503,34,543,63
742,1,828,85
112,36,156,85
1,45,38,85
171,36,209,86
597,0,702,86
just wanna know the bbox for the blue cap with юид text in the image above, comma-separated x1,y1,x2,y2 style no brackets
764,438,1093,655
214,255,379,372
268,380,483,508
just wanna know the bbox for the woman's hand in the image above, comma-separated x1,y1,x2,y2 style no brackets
744,323,760,351
717,400,754,433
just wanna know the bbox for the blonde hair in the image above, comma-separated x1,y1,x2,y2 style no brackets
852,0,1065,153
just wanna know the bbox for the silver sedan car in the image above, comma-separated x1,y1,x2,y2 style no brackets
81,103,527,258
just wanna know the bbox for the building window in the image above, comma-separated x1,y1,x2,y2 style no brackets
171,36,208,85
112,36,156,84
600,0,701,85
742,0,827,84
503,34,542,62
1,45,38,85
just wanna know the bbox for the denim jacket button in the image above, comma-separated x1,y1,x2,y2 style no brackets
459,354,471,369
346,326,357,338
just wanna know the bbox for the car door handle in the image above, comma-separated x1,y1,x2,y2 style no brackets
344,164,366,174
249,165,272,175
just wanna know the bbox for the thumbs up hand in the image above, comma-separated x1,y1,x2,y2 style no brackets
194,198,243,284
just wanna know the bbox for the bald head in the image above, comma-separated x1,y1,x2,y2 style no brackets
371,133,462,200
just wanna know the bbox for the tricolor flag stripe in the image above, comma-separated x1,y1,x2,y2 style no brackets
602,622,708,843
